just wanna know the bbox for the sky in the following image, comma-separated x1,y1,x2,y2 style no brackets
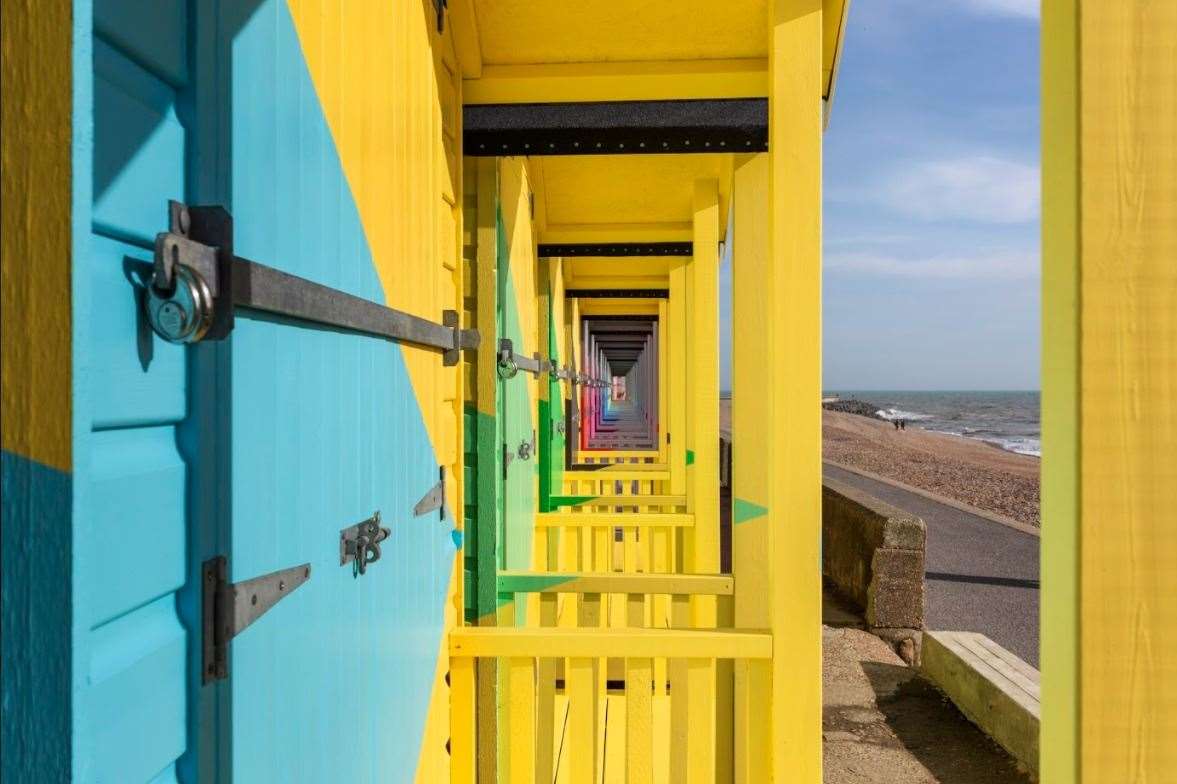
719,0,1040,392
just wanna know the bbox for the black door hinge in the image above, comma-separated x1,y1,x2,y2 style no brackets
202,556,311,683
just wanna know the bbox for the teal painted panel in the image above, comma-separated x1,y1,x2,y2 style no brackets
86,596,187,782
77,1,456,781
87,234,187,429
223,4,454,781
92,38,185,246
1,452,72,783
85,428,186,626
75,15,195,783
94,0,187,86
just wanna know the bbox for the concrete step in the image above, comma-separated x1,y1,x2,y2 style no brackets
921,630,1039,777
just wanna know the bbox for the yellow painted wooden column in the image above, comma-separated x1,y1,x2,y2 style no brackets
658,299,669,465
668,260,689,498
1041,2,1177,782
767,0,824,780
688,178,721,610
731,153,773,784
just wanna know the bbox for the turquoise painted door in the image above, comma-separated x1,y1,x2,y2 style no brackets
82,2,454,781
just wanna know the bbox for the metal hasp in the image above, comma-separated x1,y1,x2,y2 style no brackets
202,556,311,683
497,338,548,377
144,201,480,365
339,511,391,576
413,467,446,520
502,442,514,480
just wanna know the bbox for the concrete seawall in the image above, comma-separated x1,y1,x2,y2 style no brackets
822,478,926,654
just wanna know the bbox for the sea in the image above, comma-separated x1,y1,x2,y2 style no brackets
825,390,1041,457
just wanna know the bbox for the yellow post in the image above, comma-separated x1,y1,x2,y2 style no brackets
450,656,476,784
767,0,824,779
1042,2,1177,781
505,657,537,783
658,300,669,466
668,260,688,498
568,657,598,784
687,178,721,617
731,153,774,783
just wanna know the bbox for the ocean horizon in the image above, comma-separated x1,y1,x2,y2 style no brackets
721,389,1041,457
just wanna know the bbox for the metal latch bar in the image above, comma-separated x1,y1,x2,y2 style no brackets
497,338,549,377
145,201,479,366
232,258,477,364
202,556,311,683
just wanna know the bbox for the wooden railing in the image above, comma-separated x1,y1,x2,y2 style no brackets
449,625,772,783
451,447,757,781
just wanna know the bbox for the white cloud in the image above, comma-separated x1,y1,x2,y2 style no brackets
825,249,1039,280
959,0,1039,20
878,156,1039,224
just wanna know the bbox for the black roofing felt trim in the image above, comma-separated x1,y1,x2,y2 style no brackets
567,289,669,299
539,243,691,257
465,99,768,156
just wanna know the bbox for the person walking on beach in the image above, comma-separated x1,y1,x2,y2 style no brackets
900,419,906,431
893,418,900,431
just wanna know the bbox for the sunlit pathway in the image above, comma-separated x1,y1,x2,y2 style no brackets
822,463,1040,666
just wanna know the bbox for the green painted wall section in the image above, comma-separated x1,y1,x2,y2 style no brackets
538,287,566,512
464,403,500,623
495,211,536,584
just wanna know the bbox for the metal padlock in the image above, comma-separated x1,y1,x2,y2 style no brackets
145,263,214,344
517,440,532,460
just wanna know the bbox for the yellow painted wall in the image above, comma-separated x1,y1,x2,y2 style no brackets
287,0,464,476
1,0,73,473
1043,2,1177,781
283,4,469,779
500,156,541,418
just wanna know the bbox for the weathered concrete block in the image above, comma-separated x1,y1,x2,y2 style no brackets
867,577,925,629
823,478,926,630
871,548,925,583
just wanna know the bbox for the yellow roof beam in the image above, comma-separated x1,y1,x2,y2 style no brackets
577,301,661,318
464,59,768,105
563,275,669,290
541,222,692,245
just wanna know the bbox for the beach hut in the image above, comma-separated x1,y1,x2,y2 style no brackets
1,1,1173,782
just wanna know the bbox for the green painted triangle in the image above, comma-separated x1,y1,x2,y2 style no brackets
496,574,578,607
685,449,695,466
733,498,768,525
548,495,599,508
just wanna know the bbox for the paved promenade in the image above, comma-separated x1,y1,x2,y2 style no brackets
823,463,1040,666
